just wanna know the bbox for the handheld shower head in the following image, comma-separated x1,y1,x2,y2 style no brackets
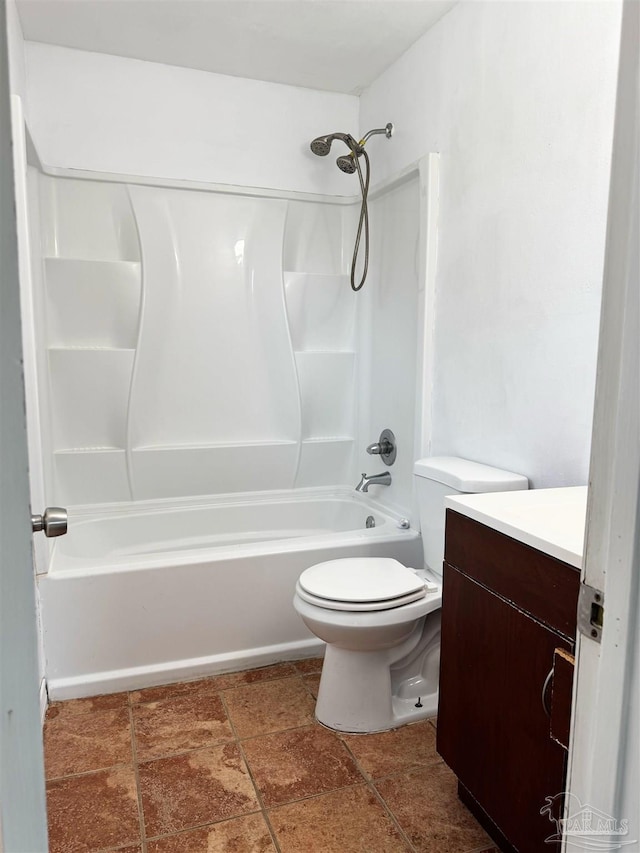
310,132,358,157
310,135,332,156
336,153,357,174
308,122,392,292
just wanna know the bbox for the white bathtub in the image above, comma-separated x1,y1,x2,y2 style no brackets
39,488,422,699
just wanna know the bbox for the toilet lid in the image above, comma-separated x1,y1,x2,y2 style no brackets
298,558,426,606
295,581,428,612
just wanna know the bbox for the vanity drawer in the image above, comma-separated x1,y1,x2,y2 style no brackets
443,509,580,640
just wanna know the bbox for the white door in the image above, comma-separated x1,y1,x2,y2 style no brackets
564,0,639,848
0,8,49,852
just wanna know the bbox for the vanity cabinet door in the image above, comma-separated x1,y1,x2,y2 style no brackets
437,564,571,853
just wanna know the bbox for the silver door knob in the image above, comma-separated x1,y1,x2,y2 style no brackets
31,507,68,537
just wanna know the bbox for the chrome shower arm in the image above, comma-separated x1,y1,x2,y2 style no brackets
360,123,394,145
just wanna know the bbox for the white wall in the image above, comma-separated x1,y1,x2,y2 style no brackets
360,1,622,487
24,42,358,196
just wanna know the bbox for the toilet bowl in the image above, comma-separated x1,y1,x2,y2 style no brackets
293,456,528,733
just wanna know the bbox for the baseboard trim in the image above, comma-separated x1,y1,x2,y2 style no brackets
47,638,325,700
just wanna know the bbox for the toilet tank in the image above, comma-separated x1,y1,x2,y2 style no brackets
414,457,528,577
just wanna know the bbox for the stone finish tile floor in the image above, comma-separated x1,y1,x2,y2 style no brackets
45,658,497,853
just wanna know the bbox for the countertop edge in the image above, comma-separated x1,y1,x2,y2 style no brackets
445,487,587,570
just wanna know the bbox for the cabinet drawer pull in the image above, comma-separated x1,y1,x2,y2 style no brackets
542,668,553,718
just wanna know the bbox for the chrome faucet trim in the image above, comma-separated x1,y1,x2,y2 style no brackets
355,472,392,493
365,428,396,466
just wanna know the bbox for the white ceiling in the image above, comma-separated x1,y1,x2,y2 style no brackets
16,0,457,94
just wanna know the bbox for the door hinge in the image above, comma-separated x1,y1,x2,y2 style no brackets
578,583,604,644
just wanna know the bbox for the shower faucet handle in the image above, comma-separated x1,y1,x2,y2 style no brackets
366,429,396,466
367,440,393,455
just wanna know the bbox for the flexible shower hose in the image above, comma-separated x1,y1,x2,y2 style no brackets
351,148,370,292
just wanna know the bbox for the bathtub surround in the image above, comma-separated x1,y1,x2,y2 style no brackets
28,164,425,512
16,87,430,695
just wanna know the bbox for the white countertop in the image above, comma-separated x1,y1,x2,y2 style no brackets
445,486,588,569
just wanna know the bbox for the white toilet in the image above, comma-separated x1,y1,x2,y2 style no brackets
293,456,528,733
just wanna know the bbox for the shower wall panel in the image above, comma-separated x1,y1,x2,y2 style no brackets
283,201,359,488
355,177,421,520
39,177,141,505
34,176,360,506
127,186,299,498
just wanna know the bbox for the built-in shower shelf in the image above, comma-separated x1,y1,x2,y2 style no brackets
48,346,136,353
283,271,349,278
45,257,141,267
301,437,354,444
55,446,125,453
132,440,298,451
128,442,300,500
294,349,355,355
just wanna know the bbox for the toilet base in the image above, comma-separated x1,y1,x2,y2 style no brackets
314,643,438,733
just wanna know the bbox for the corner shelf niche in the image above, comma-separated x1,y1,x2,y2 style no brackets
45,256,141,505
282,269,359,488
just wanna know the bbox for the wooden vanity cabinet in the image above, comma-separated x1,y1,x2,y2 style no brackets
436,510,580,853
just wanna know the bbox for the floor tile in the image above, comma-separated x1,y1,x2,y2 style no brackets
46,765,140,853
210,662,297,690
44,707,133,779
292,656,325,675
242,724,363,807
375,763,493,853
269,784,411,853
97,848,142,852
341,719,441,780
146,813,276,852
129,663,297,705
223,676,316,738
138,742,260,837
133,692,234,760
103,848,142,852
129,677,220,705
46,692,129,720
303,673,321,698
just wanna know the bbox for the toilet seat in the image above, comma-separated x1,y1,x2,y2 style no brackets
297,557,427,612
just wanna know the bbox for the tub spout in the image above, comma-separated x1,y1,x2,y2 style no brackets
355,472,392,493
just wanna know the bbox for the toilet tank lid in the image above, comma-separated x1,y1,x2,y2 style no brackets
413,457,528,492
